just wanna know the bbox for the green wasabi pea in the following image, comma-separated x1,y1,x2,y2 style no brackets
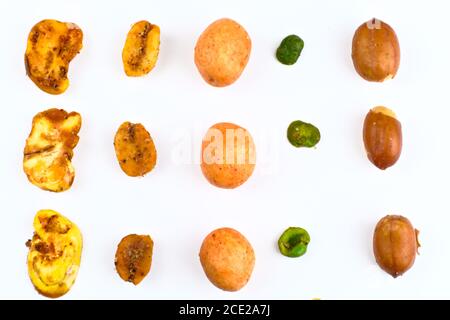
278,227,310,258
276,35,304,65
287,120,320,148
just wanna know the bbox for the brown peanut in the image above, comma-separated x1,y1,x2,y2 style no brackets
352,18,400,82
373,215,420,278
363,106,402,170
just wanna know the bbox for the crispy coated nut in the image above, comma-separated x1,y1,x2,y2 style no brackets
25,19,83,94
199,227,255,291
194,18,251,87
363,106,402,170
115,234,154,285
122,21,160,76
200,122,256,189
114,122,157,177
23,108,82,192
27,209,83,298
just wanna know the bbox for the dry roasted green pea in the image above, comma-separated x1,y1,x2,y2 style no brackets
276,35,304,65
278,227,310,258
287,120,320,148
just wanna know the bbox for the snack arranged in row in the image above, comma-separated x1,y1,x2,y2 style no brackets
25,210,419,298
24,17,400,95
21,105,401,193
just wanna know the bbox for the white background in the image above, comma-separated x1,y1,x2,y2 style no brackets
0,0,447,299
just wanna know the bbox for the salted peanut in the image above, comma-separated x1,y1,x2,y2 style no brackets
122,21,160,76
114,122,157,177
115,234,154,285
352,18,400,82
26,209,83,298
23,108,82,192
25,19,83,94
363,106,402,170
373,215,420,278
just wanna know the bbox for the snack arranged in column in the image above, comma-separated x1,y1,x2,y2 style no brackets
25,19,83,94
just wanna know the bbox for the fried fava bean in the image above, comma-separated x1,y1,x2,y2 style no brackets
26,209,83,298
122,21,160,76
25,19,83,94
115,234,154,285
23,108,82,192
114,122,157,177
